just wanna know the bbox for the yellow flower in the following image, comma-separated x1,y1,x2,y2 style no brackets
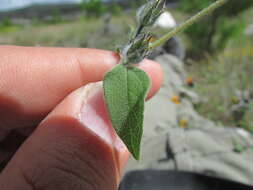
179,119,188,128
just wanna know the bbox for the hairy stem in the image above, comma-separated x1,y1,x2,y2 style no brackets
149,0,228,49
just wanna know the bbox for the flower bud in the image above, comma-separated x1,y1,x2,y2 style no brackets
137,0,166,27
121,33,152,64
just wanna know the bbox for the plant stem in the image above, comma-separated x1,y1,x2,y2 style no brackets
134,25,144,39
149,0,228,49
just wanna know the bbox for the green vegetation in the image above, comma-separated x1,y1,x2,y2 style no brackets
0,17,21,33
179,0,253,56
49,9,63,24
0,14,132,48
175,1,253,133
186,12,253,132
110,1,123,16
241,102,253,133
187,45,253,132
80,0,107,17
80,0,123,17
1,17,12,27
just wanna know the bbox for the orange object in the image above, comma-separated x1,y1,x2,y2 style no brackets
171,95,181,104
149,36,157,43
186,77,194,87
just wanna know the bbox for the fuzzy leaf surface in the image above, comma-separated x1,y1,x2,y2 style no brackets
103,64,150,160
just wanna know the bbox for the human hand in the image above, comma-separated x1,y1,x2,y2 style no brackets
0,46,163,190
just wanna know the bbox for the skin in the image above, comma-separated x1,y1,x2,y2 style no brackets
0,46,163,190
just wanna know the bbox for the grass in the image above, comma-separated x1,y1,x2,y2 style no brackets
0,25,22,33
0,14,133,49
186,6,253,133
183,7,253,133
186,30,253,132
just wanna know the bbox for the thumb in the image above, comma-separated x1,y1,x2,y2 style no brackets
0,82,129,190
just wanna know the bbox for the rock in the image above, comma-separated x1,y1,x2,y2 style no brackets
237,128,251,138
154,11,177,29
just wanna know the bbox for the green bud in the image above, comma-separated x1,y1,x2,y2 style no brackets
121,33,152,64
137,0,166,27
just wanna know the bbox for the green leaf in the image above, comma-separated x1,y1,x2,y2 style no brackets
103,64,150,160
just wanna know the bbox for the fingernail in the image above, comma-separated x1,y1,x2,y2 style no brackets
78,82,117,145
78,82,129,177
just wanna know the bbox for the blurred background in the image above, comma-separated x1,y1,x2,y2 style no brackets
1,0,252,134
0,0,253,187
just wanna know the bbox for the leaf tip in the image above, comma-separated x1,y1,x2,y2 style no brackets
132,149,141,161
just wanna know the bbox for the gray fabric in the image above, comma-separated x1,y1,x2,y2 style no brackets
125,54,253,186
169,128,253,184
